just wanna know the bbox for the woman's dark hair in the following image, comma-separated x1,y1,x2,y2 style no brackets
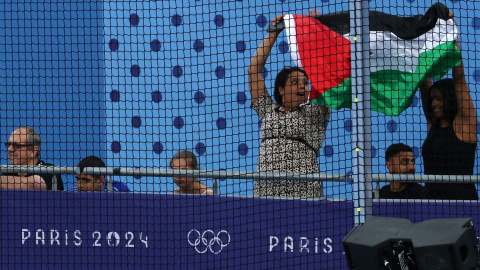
429,78,457,125
170,150,199,169
274,67,309,106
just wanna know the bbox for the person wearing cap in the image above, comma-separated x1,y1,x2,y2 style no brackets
379,143,426,199
0,126,64,190
73,155,130,192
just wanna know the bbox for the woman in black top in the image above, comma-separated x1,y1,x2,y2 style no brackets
420,41,478,200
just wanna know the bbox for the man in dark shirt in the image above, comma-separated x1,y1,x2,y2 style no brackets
380,143,426,199
0,126,64,190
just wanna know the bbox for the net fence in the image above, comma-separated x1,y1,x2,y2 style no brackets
1,0,479,268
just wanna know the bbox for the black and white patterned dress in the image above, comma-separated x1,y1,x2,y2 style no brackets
251,92,331,198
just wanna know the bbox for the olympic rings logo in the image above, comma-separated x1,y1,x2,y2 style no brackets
187,229,230,254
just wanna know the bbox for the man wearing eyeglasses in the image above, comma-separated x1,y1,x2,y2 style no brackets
0,126,64,190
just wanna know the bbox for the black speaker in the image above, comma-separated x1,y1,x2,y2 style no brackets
343,216,480,270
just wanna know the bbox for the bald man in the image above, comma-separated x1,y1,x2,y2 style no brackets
0,127,64,190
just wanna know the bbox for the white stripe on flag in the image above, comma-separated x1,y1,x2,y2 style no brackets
284,14,303,69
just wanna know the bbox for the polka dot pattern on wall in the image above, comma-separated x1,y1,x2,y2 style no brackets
473,69,480,82
111,141,121,153
108,39,119,52
173,65,183,78
110,90,120,102
236,92,247,105
153,142,163,154
131,116,142,128
324,145,334,157
151,91,162,103
238,143,249,156
371,146,377,158
174,116,184,129
261,67,268,79
236,41,246,53
150,39,161,52
256,15,267,28
278,41,289,53
172,14,182,26
386,120,398,133
216,117,227,129
194,91,205,104
473,17,480,30
193,39,204,53
214,14,224,27
129,13,140,26
195,142,206,156
215,66,226,79
131,65,141,77
412,146,420,158
344,119,352,133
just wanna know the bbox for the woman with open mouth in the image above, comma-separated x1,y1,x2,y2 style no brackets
247,14,331,198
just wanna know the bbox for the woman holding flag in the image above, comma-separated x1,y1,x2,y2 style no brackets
248,14,330,198
420,34,478,200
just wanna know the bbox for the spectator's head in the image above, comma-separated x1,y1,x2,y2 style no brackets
7,126,41,166
274,67,310,110
76,156,105,191
385,143,415,174
170,150,199,190
429,79,457,125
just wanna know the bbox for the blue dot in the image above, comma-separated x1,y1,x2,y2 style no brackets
473,17,480,30
236,41,246,53
108,39,119,52
193,39,204,53
321,0,330,2
406,0,415,2
238,143,249,156
172,14,182,26
412,146,420,158
131,116,142,128
412,94,420,107
174,117,184,129
386,120,398,133
323,145,334,157
256,15,267,28
129,13,140,26
371,146,377,158
216,117,227,129
236,92,247,105
152,91,162,103
344,119,352,132
153,142,163,154
473,69,480,82
173,65,183,78
110,90,120,102
111,141,121,153
194,91,205,104
195,142,206,156
150,39,161,52
278,41,289,53
215,66,225,79
131,65,141,77
261,67,268,79
214,14,224,27
346,171,353,184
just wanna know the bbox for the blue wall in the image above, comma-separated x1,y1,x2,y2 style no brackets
2,0,480,196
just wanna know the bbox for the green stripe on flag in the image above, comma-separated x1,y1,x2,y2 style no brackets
310,41,461,116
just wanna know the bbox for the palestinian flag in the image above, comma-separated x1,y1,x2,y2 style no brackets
282,3,461,116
